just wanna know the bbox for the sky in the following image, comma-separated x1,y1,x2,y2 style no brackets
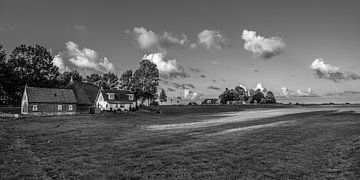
1,0,360,99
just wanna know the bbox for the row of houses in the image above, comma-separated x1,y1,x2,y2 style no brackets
20,79,136,115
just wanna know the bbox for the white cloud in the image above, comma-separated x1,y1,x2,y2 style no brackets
53,55,70,72
241,30,285,59
255,83,267,93
198,29,228,50
281,87,289,96
53,41,115,75
142,53,189,79
129,27,188,52
281,86,317,97
310,58,360,82
142,53,178,73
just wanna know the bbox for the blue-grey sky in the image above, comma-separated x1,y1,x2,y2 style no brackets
1,0,360,98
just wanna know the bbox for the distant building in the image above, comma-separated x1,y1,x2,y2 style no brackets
201,98,220,105
21,86,77,115
95,89,136,112
65,79,99,113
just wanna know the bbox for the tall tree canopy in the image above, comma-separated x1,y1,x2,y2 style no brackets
132,60,159,102
85,72,119,89
119,70,133,90
58,70,83,87
159,89,167,104
2,45,60,104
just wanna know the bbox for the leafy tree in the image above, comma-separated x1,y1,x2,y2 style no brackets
85,72,119,89
265,91,276,103
132,60,159,104
159,89,167,104
102,72,119,89
58,70,83,87
250,89,264,104
0,45,9,101
4,45,60,104
119,70,133,90
86,73,102,86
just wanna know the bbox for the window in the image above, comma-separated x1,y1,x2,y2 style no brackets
58,105,62,111
32,105,38,111
69,105,73,111
128,94,134,100
207,100,211,104
107,93,115,100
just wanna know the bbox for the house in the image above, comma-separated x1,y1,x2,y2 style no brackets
21,86,77,115
95,89,136,112
201,98,220,105
64,79,99,113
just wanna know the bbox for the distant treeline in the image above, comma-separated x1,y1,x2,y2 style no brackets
219,85,276,104
0,44,160,105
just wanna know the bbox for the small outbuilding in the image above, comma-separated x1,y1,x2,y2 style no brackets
21,86,77,115
201,98,220,105
95,89,135,112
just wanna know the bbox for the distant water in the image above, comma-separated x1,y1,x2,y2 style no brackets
276,96,360,104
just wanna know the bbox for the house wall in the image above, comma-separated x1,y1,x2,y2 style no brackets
27,103,77,115
21,89,28,114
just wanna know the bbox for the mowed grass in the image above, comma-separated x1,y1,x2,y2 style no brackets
0,106,360,179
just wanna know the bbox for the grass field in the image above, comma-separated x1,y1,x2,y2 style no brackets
1,105,360,179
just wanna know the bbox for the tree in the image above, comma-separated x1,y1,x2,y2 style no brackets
265,91,276,103
58,70,83,87
86,73,102,87
4,45,60,104
0,45,8,101
102,72,119,89
85,72,119,89
132,60,159,104
119,70,133,90
159,89,167,104
250,89,264,104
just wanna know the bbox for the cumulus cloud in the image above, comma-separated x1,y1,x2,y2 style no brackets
198,29,228,50
142,53,189,79
129,27,188,52
208,85,221,91
241,30,285,59
183,89,203,99
53,41,115,75
296,88,314,96
281,87,290,97
281,86,317,97
310,58,360,82
255,83,267,93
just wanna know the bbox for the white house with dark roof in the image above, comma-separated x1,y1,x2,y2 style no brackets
21,86,77,115
95,89,135,112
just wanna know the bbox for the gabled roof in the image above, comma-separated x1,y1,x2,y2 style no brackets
65,80,99,105
26,87,77,103
99,89,134,104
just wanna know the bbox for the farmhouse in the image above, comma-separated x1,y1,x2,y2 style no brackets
65,78,99,113
201,98,220,105
21,86,77,115
95,89,135,112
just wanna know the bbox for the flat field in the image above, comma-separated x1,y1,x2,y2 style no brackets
1,105,360,179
